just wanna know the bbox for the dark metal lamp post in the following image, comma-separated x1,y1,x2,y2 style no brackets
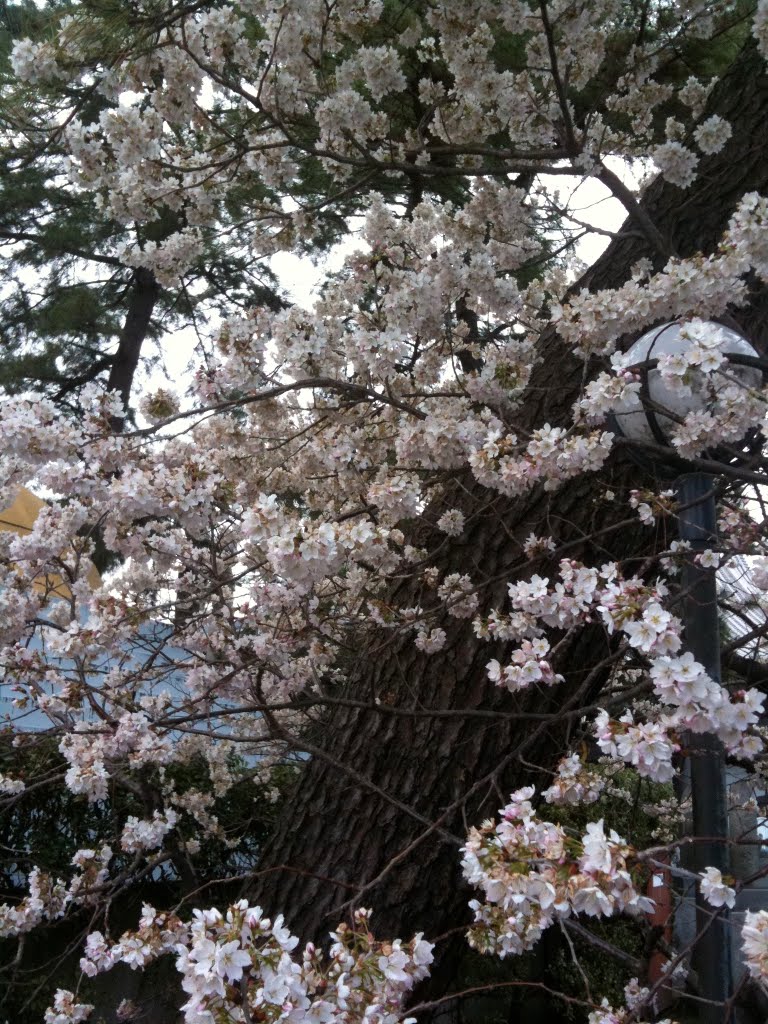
609,320,765,1023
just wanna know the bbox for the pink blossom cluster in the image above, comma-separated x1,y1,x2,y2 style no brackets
468,425,615,499
462,786,654,959
0,772,25,795
699,867,736,909
43,990,94,1024
475,558,765,779
588,988,678,1024
542,754,606,806
121,810,179,853
486,638,563,693
742,909,768,980
73,903,433,1024
0,846,112,938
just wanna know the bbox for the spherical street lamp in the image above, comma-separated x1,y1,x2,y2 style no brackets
610,319,763,451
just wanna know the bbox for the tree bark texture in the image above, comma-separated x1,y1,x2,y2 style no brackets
107,266,159,429
249,42,768,953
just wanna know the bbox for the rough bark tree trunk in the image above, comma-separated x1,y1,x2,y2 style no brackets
248,40,768,959
107,266,160,431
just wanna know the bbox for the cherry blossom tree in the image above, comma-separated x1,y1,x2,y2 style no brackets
3,2,768,1023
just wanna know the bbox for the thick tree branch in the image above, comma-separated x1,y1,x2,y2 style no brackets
106,267,160,431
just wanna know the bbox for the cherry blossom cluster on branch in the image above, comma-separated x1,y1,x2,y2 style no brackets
461,786,656,957
69,904,432,1024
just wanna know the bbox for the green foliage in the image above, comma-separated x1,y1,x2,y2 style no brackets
549,768,673,849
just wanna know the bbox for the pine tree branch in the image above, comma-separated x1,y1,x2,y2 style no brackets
0,228,125,269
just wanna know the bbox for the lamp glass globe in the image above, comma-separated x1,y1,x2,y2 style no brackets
610,320,761,444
